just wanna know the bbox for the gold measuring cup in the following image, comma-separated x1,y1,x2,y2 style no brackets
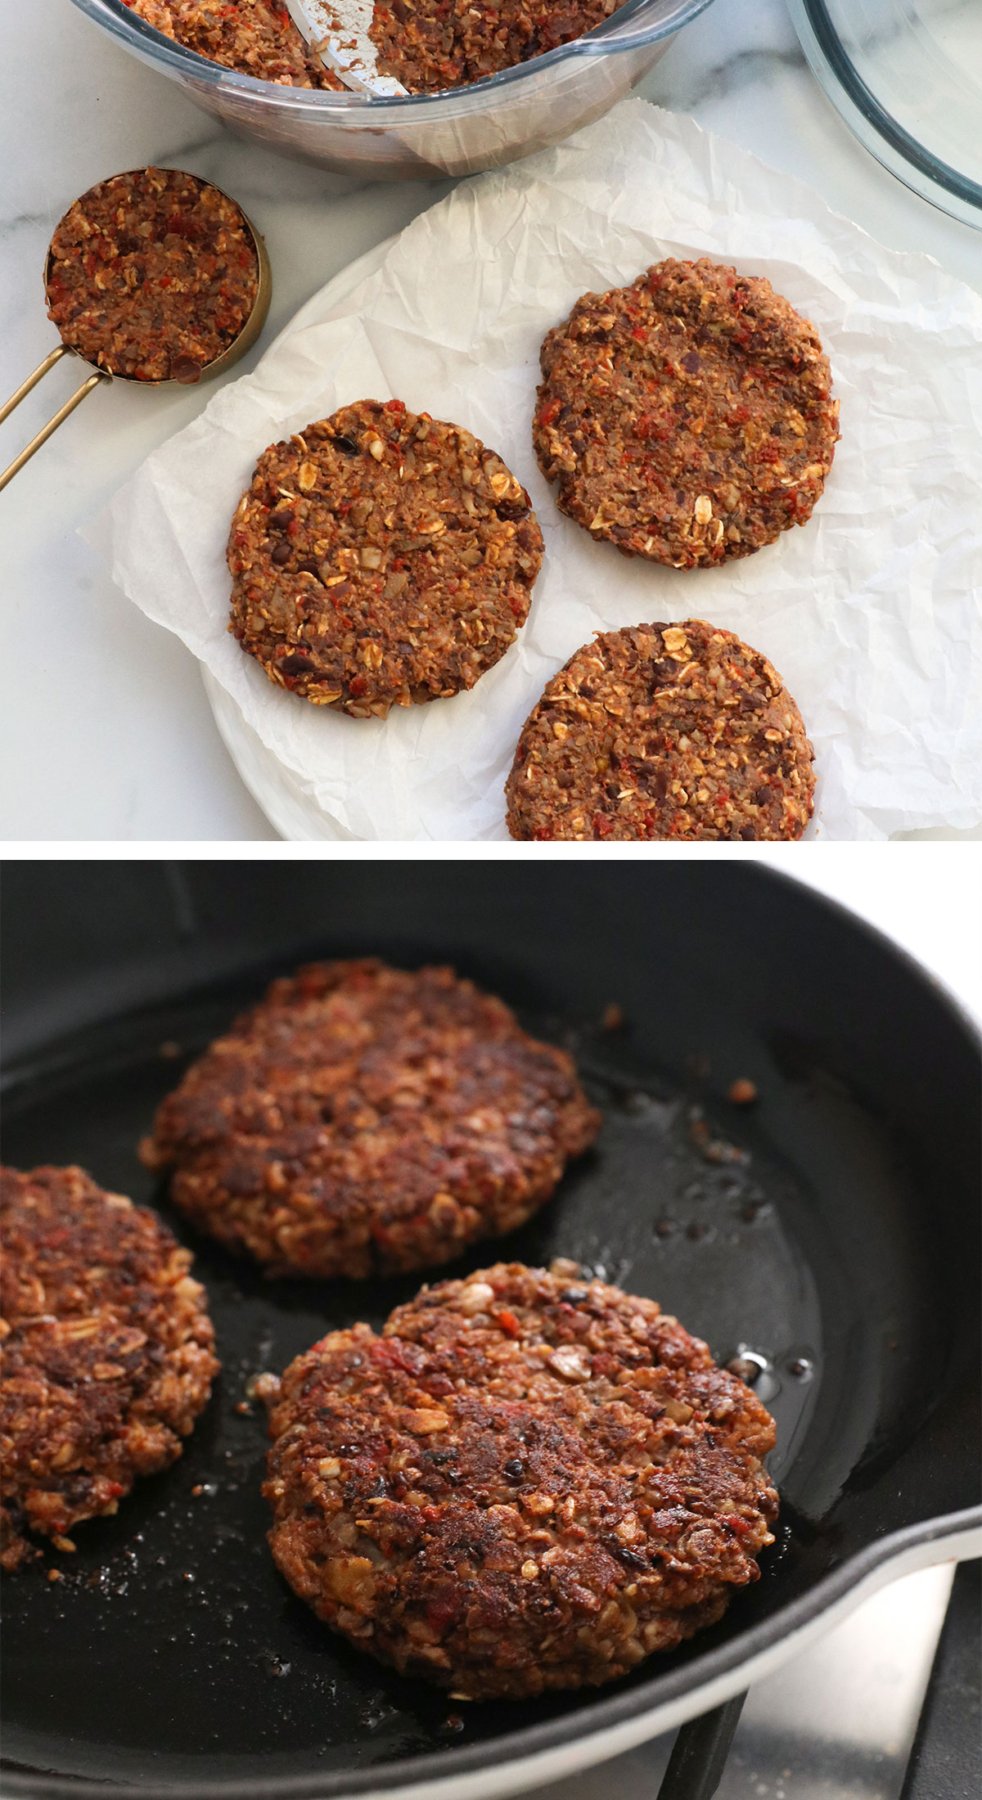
0,167,271,494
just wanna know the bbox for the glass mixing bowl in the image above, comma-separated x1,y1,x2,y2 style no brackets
69,0,714,179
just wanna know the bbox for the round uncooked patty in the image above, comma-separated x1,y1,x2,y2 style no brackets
0,1165,218,1570
261,1261,779,1699
141,960,600,1278
505,619,815,841
533,257,838,567
227,400,544,717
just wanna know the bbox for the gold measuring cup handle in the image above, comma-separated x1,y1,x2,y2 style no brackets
0,346,109,494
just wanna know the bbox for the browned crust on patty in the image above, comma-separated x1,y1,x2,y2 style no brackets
0,1165,218,1571
533,258,839,567
262,1261,778,1698
227,400,544,716
506,619,815,841
141,961,600,1278
44,167,260,383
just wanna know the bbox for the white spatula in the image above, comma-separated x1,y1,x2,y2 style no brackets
286,0,409,97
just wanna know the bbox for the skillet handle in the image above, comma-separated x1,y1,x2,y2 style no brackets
0,346,109,494
900,1560,981,1800
657,1694,747,1800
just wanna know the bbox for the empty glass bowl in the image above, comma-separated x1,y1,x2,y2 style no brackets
69,0,714,179
787,0,982,229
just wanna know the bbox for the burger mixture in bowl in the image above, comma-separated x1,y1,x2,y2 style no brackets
123,0,629,94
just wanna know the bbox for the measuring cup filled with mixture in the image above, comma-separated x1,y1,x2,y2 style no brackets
0,166,271,493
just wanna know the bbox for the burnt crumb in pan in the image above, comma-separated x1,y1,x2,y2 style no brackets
505,619,815,841
261,1260,779,1699
44,167,260,385
141,959,600,1278
227,400,544,716
533,257,838,567
0,1164,218,1571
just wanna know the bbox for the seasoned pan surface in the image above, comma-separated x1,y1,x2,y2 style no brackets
1,865,979,1796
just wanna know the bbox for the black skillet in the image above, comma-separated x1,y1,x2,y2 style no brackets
1,862,979,1799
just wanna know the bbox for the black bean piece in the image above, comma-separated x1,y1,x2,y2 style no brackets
604,1537,648,1570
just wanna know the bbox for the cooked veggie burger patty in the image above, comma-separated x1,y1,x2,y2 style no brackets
0,1165,217,1570
261,1262,778,1698
142,961,599,1278
533,257,838,567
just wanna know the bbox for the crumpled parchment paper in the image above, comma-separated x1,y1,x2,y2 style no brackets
102,100,982,839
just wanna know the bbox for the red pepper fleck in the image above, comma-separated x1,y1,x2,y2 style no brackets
425,1595,460,1633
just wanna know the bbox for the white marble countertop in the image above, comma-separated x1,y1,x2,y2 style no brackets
2,0,980,841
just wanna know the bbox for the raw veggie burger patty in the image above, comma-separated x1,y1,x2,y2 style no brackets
533,257,838,567
142,960,599,1278
44,167,260,384
261,1261,779,1698
227,400,544,716
0,1165,217,1570
506,619,815,841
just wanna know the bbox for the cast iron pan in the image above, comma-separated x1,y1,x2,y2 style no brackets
1,863,980,1799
